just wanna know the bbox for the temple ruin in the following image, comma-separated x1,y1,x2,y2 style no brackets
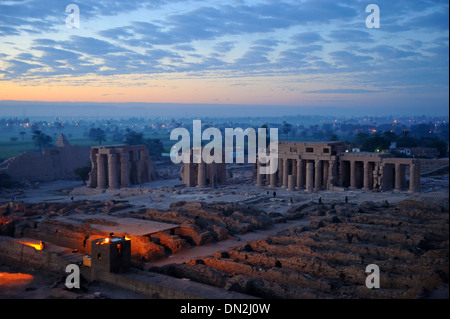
255,141,420,192
87,145,155,189
180,147,227,188
0,134,90,182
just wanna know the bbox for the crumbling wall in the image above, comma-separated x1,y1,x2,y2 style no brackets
0,236,71,274
0,137,90,183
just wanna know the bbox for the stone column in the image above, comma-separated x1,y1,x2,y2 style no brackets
292,161,297,182
256,161,262,187
198,162,206,188
306,162,314,193
314,160,322,191
108,153,119,189
338,160,344,186
88,151,98,188
120,153,129,188
296,159,304,190
350,160,357,189
210,163,218,187
287,175,295,191
183,163,193,187
135,154,142,185
415,163,421,191
323,161,329,190
400,165,406,189
96,154,107,189
363,162,371,190
282,159,289,188
278,158,284,186
328,161,335,190
409,163,419,192
220,162,227,184
270,171,277,187
395,163,402,191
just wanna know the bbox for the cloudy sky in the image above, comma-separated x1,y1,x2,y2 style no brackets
0,0,448,115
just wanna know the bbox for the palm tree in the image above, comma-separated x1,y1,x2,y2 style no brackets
88,128,107,145
74,166,91,185
282,121,292,141
32,130,53,150
19,131,26,140
124,129,144,145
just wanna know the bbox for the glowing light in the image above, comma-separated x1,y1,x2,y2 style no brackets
0,272,34,287
19,241,44,250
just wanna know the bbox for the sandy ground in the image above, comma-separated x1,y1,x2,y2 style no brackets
4,176,442,208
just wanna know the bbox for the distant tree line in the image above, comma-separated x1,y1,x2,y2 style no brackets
88,127,165,158
353,131,448,157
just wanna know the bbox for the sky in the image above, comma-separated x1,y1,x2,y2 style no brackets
0,0,448,116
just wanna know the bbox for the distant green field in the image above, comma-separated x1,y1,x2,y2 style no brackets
0,140,38,160
0,132,172,161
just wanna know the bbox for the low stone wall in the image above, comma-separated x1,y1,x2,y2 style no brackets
81,268,254,299
0,236,72,275
419,158,449,175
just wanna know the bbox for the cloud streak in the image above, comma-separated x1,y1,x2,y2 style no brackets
0,0,448,112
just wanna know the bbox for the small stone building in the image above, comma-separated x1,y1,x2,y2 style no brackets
91,236,131,273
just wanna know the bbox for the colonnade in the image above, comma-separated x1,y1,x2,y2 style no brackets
256,157,420,192
256,158,338,193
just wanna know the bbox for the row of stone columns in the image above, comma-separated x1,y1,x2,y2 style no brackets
183,161,226,188
257,158,420,193
96,153,129,189
345,160,419,192
257,158,334,192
